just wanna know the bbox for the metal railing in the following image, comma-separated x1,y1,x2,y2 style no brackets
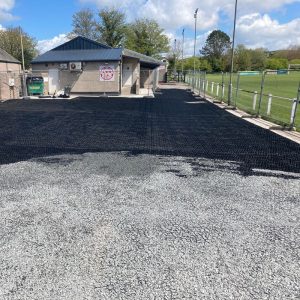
185,70,300,131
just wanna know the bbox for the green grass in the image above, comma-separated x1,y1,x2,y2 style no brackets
187,72,300,130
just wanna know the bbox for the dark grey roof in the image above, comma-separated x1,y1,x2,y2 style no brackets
0,48,21,64
52,36,111,51
32,49,123,64
31,36,162,68
122,48,161,67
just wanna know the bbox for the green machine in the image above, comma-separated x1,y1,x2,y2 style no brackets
26,76,44,95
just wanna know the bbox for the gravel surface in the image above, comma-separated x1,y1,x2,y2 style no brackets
0,89,299,299
0,152,299,299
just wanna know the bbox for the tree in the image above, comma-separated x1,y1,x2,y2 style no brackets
177,57,212,72
234,44,251,71
266,58,288,70
125,19,170,58
201,30,231,71
249,48,267,70
0,27,37,69
201,30,231,72
97,8,127,47
69,9,98,40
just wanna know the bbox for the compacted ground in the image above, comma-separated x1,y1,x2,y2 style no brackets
0,89,299,299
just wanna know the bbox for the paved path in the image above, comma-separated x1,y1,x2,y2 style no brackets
0,89,299,299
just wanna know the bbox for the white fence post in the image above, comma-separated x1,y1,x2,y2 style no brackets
222,84,225,98
206,80,209,92
202,80,205,90
216,83,219,97
211,82,214,93
267,94,272,115
290,98,298,125
253,91,258,110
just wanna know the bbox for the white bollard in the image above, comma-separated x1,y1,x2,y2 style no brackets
222,84,225,98
206,80,209,91
290,98,298,125
253,91,258,110
211,82,214,93
267,94,272,116
202,80,205,90
216,83,219,97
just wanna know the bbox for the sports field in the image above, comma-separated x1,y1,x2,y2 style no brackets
189,72,300,129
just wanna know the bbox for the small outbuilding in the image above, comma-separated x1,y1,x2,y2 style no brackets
31,36,162,96
0,48,22,100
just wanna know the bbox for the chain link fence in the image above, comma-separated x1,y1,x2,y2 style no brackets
185,70,300,131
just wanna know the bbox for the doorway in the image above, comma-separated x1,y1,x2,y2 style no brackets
122,63,133,86
48,69,59,94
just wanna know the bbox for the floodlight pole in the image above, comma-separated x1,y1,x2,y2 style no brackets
20,27,27,98
193,8,198,91
182,29,185,80
228,0,238,106
174,38,177,75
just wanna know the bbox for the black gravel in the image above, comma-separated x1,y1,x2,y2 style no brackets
0,88,299,175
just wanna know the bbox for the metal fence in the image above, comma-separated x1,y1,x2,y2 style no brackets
185,70,300,131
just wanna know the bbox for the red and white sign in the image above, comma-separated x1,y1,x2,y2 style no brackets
100,65,115,81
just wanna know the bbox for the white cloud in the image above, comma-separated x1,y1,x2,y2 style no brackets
0,0,16,22
0,24,6,31
236,13,300,50
37,34,69,54
79,0,300,30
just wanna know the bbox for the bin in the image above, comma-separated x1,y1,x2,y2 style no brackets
26,76,44,95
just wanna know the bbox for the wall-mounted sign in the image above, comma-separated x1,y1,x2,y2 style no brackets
8,78,15,87
100,65,115,81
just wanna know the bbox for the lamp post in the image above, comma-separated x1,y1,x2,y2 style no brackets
228,0,238,106
193,8,198,90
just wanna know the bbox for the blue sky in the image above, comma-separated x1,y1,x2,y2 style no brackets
1,0,300,54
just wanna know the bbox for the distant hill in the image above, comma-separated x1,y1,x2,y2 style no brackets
267,47,300,61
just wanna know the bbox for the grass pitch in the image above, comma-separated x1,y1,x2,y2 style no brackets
190,72,300,129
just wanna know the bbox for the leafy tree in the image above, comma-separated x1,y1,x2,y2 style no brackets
201,30,231,71
0,27,37,69
234,44,251,71
177,57,212,72
69,9,98,40
199,58,212,72
125,19,170,58
266,58,288,70
249,48,267,70
97,8,127,47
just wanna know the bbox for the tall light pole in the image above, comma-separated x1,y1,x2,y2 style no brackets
182,29,185,78
193,8,198,90
228,0,238,106
20,27,27,98
174,38,177,76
